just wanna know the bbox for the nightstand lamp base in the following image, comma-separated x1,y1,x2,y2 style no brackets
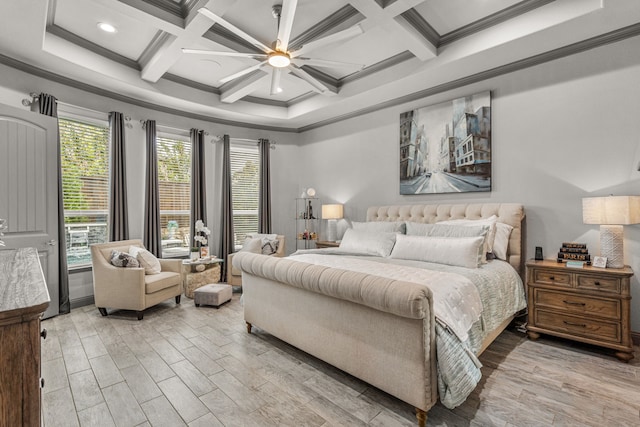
600,224,623,268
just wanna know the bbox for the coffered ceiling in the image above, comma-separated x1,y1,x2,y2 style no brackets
0,0,639,131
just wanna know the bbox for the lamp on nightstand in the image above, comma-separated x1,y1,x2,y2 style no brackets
322,204,343,242
582,195,640,268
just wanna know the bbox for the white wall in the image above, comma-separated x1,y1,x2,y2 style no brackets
280,35,640,332
0,63,299,304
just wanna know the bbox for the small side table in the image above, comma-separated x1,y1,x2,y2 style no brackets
182,258,222,298
315,240,340,249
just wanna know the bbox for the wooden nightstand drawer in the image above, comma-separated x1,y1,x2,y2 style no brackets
532,269,571,287
534,289,620,320
576,275,620,294
534,310,620,344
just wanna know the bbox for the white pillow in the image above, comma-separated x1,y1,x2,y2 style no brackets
239,237,263,254
129,246,161,275
492,222,514,261
339,228,397,257
351,221,405,234
438,215,498,254
389,234,485,268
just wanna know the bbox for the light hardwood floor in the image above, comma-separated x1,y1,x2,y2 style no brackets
41,294,640,426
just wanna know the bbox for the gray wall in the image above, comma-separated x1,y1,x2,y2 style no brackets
278,35,640,332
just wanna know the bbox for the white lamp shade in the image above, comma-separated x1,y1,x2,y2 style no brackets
322,204,344,220
582,196,640,225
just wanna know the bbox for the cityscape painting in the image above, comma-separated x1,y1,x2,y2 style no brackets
399,92,491,195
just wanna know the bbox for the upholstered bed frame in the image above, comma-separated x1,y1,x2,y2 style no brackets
234,203,525,426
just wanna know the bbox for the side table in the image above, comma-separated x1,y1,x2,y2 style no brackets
182,258,222,298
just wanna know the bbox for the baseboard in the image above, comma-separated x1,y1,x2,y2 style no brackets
632,331,640,346
70,295,95,310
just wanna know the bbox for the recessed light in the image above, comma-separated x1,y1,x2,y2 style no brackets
276,87,283,93
97,22,117,33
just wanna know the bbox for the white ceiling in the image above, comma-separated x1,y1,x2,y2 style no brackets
0,0,639,131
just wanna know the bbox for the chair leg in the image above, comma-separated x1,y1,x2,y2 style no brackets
175,295,181,304
98,307,108,317
137,311,144,320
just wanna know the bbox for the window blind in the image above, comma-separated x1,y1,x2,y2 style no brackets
156,136,191,254
230,144,260,247
59,118,110,267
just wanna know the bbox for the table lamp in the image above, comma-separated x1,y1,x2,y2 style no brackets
582,195,640,268
322,204,344,242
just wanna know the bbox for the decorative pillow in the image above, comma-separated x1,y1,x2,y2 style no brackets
261,238,279,255
339,228,397,257
438,215,498,254
110,250,140,268
389,234,485,268
405,223,490,264
492,222,514,261
239,237,263,254
129,246,161,275
351,221,405,234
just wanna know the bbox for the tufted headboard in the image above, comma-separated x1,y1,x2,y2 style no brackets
366,203,525,277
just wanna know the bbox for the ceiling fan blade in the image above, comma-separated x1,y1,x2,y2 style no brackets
293,57,364,70
290,24,363,58
181,48,268,59
270,69,282,95
197,8,273,54
288,64,329,93
220,61,268,84
276,0,298,52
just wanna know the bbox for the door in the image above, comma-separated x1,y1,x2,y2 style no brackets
0,103,59,318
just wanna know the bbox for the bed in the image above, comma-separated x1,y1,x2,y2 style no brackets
233,203,526,426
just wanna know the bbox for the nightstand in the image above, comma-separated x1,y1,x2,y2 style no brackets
526,259,634,362
315,240,340,249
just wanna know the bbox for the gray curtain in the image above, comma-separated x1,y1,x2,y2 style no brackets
219,135,234,282
190,129,207,252
258,138,271,233
143,120,162,257
38,93,70,315
108,112,129,241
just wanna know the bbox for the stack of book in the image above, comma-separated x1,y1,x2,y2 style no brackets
557,243,591,265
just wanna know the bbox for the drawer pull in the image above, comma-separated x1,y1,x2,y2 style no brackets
563,321,586,328
41,328,47,339
563,300,586,306
549,276,555,280
594,281,601,286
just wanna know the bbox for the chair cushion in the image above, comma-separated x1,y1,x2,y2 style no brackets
144,271,181,294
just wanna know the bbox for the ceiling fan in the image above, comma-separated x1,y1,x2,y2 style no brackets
182,0,365,96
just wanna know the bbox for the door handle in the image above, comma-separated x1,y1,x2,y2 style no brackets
46,240,57,246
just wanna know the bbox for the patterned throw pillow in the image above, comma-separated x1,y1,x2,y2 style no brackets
261,238,279,255
110,250,140,268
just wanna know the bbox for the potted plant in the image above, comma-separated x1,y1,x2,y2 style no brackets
167,220,179,239
193,219,211,259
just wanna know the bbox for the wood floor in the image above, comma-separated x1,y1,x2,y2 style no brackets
41,294,640,427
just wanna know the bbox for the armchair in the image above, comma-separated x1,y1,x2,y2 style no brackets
227,235,285,287
91,239,182,320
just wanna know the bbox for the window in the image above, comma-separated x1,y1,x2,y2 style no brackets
230,144,260,248
59,118,110,268
156,135,191,257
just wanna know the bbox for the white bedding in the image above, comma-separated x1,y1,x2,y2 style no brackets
290,252,483,341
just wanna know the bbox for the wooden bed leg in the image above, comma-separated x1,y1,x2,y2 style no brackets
416,408,427,427
246,322,252,334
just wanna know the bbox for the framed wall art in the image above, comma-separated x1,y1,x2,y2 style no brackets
399,91,491,195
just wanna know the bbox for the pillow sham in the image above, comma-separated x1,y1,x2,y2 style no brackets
339,228,397,257
239,237,263,254
351,221,405,234
247,233,280,255
389,234,485,268
129,246,161,275
492,222,514,261
438,215,498,254
110,250,140,268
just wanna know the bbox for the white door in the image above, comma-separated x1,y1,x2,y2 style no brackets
0,103,59,318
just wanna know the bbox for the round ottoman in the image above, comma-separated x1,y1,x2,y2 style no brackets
194,283,232,308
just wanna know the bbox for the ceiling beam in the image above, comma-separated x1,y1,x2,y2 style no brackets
219,69,269,103
348,0,436,61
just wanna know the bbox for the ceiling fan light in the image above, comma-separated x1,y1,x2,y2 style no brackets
268,52,290,68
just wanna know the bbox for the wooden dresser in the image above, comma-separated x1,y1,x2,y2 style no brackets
0,248,50,426
526,259,634,362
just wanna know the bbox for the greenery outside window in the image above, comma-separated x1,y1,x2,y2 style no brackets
230,144,260,248
59,118,109,268
157,135,191,257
